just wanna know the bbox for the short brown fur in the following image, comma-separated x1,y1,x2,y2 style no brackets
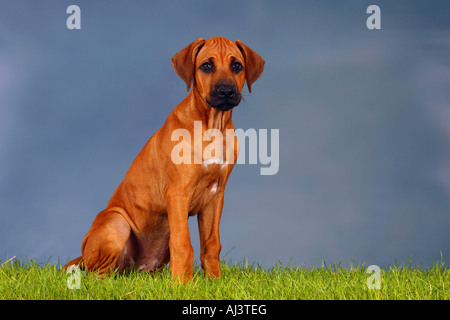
64,37,264,283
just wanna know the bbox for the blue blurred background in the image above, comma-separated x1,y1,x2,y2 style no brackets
0,0,449,268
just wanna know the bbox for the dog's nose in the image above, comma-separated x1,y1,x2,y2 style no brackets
216,85,236,99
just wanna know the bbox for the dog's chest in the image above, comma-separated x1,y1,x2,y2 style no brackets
187,159,227,215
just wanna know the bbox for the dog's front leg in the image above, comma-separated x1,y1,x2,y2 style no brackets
166,190,193,283
198,192,224,278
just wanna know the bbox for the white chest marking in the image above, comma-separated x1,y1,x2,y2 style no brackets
203,157,227,168
210,183,218,193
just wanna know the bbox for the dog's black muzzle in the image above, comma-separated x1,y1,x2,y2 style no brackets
207,82,242,111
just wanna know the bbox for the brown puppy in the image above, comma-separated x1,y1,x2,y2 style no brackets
64,37,264,282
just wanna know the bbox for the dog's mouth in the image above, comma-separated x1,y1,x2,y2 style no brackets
206,99,239,111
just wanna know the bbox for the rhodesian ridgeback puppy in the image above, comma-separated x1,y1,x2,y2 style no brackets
64,37,264,282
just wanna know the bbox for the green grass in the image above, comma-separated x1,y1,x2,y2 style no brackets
0,258,448,300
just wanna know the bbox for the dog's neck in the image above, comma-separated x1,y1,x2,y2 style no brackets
189,87,234,132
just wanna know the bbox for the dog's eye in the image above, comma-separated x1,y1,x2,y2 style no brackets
231,61,244,73
199,62,213,73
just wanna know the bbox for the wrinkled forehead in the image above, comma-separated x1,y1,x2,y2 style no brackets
196,38,244,63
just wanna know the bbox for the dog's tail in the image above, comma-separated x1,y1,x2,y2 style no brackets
63,256,84,270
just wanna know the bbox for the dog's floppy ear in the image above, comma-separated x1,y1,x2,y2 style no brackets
235,40,265,93
172,38,206,91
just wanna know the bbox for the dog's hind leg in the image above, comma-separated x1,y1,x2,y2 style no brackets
81,209,131,276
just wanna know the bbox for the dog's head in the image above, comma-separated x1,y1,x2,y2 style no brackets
172,37,265,111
